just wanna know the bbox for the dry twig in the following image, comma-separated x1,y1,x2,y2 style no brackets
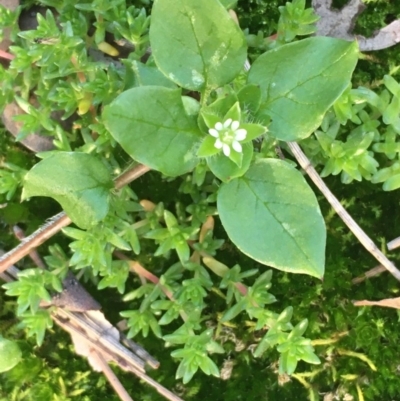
89,349,135,401
288,142,400,282
0,164,150,274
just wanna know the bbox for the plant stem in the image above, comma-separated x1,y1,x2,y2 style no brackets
0,164,150,274
0,49,14,60
114,251,188,321
115,164,151,190
288,141,400,282
0,212,72,274
13,225,47,269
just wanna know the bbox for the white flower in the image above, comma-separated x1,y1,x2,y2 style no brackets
208,119,247,156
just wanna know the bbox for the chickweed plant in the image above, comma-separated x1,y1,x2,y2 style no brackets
1,0,400,395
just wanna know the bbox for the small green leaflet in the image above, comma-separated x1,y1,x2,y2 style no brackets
248,37,359,141
217,159,326,278
22,152,113,229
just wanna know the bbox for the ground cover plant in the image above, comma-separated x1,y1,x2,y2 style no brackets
1,0,400,400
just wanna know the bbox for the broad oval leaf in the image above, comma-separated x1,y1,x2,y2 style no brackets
103,86,201,177
0,337,22,373
149,0,247,91
248,37,359,141
217,159,326,278
22,152,113,229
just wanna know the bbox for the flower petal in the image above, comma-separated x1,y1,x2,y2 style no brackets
214,139,223,149
215,122,223,130
209,128,219,138
231,120,240,130
235,129,247,141
223,118,232,128
232,141,242,153
222,144,231,156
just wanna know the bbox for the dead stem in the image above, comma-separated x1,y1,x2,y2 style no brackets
114,164,151,190
288,142,400,282
352,265,386,284
13,225,47,269
0,212,71,274
89,349,135,401
388,236,400,251
0,164,150,274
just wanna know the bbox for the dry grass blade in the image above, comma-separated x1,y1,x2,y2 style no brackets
387,236,400,251
57,309,146,372
89,349,135,401
352,265,385,284
288,141,400,282
0,212,71,273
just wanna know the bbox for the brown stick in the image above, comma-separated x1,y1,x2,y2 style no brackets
352,265,386,284
388,236,400,251
58,309,146,372
13,225,47,269
89,349,135,401
288,142,400,281
0,164,150,274
52,311,183,401
0,212,71,273
114,164,151,190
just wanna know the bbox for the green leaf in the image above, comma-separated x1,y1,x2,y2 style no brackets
103,86,201,177
129,60,177,88
22,152,113,229
220,299,246,322
217,159,326,277
383,174,400,191
219,0,237,8
0,337,22,373
383,96,400,125
280,351,298,375
289,318,308,338
383,74,400,97
199,355,220,377
207,142,253,182
198,136,222,157
299,348,321,365
149,0,247,91
237,84,261,114
247,37,359,140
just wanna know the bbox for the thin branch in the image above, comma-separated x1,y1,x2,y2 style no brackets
0,164,150,274
114,251,173,297
352,234,400,283
0,212,71,274
352,264,385,284
127,368,185,401
288,142,400,281
120,332,160,370
114,164,151,190
89,349,135,401
0,48,14,60
114,251,188,321
59,309,146,372
13,225,47,269
388,236,400,251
